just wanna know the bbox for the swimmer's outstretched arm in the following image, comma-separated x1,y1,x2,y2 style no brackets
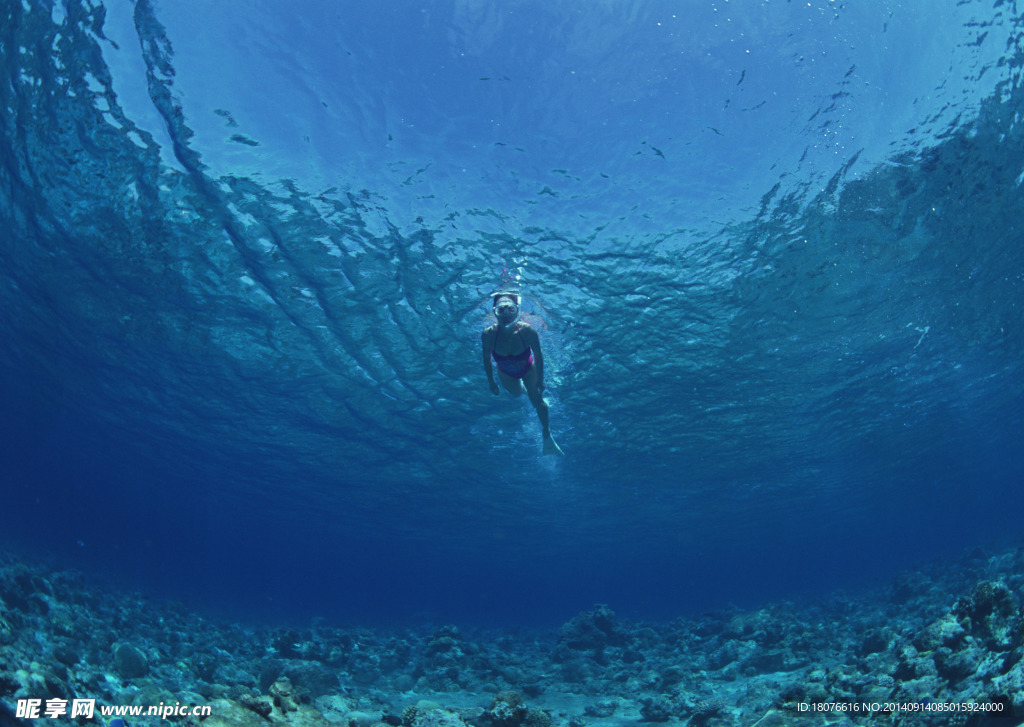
481,327,499,394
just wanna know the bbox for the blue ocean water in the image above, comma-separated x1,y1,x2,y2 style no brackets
1,0,1022,628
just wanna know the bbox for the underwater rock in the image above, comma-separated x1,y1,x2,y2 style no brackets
283,662,340,698
426,636,460,656
0,667,20,698
992,662,1024,717
214,661,259,691
419,636,464,691
1001,647,1024,682
273,629,306,659
46,603,76,637
519,675,546,698
202,696,327,727
113,642,149,679
348,710,384,727
632,627,659,649
893,643,936,681
426,626,463,657
558,605,627,651
418,664,462,692
0,568,52,612
858,627,892,656
684,697,724,726
953,580,1022,650
313,694,352,724
239,693,273,718
270,677,302,713
638,696,672,722
191,652,218,682
932,646,977,684
134,684,180,713
5,663,71,701
659,665,686,689
0,615,15,646
914,613,966,652
521,708,552,727
352,660,385,686
555,657,593,685
393,673,416,692
776,681,812,709
258,658,285,692
706,639,755,670
742,647,807,673
486,690,527,726
954,580,1017,621
202,698,276,727
582,699,617,718
891,675,944,707
10,546,1024,727
403,705,471,727
888,571,934,604
468,691,551,727
635,670,663,692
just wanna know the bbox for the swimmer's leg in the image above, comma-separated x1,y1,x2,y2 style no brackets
523,367,563,455
497,370,524,396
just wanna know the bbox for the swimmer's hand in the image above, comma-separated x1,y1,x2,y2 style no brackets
489,380,500,395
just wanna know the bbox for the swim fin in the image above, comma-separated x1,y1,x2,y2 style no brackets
543,435,564,456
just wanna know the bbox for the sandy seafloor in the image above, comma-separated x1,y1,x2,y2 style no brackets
3,545,1024,727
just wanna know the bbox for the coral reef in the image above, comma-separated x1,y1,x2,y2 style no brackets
3,546,1024,726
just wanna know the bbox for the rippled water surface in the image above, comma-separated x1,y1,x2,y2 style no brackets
2,0,1023,623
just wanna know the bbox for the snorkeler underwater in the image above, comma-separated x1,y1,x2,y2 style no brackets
483,291,564,456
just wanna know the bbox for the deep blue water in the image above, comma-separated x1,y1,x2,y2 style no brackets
1,0,1023,627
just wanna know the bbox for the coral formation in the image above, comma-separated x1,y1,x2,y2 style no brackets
4,547,1024,726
